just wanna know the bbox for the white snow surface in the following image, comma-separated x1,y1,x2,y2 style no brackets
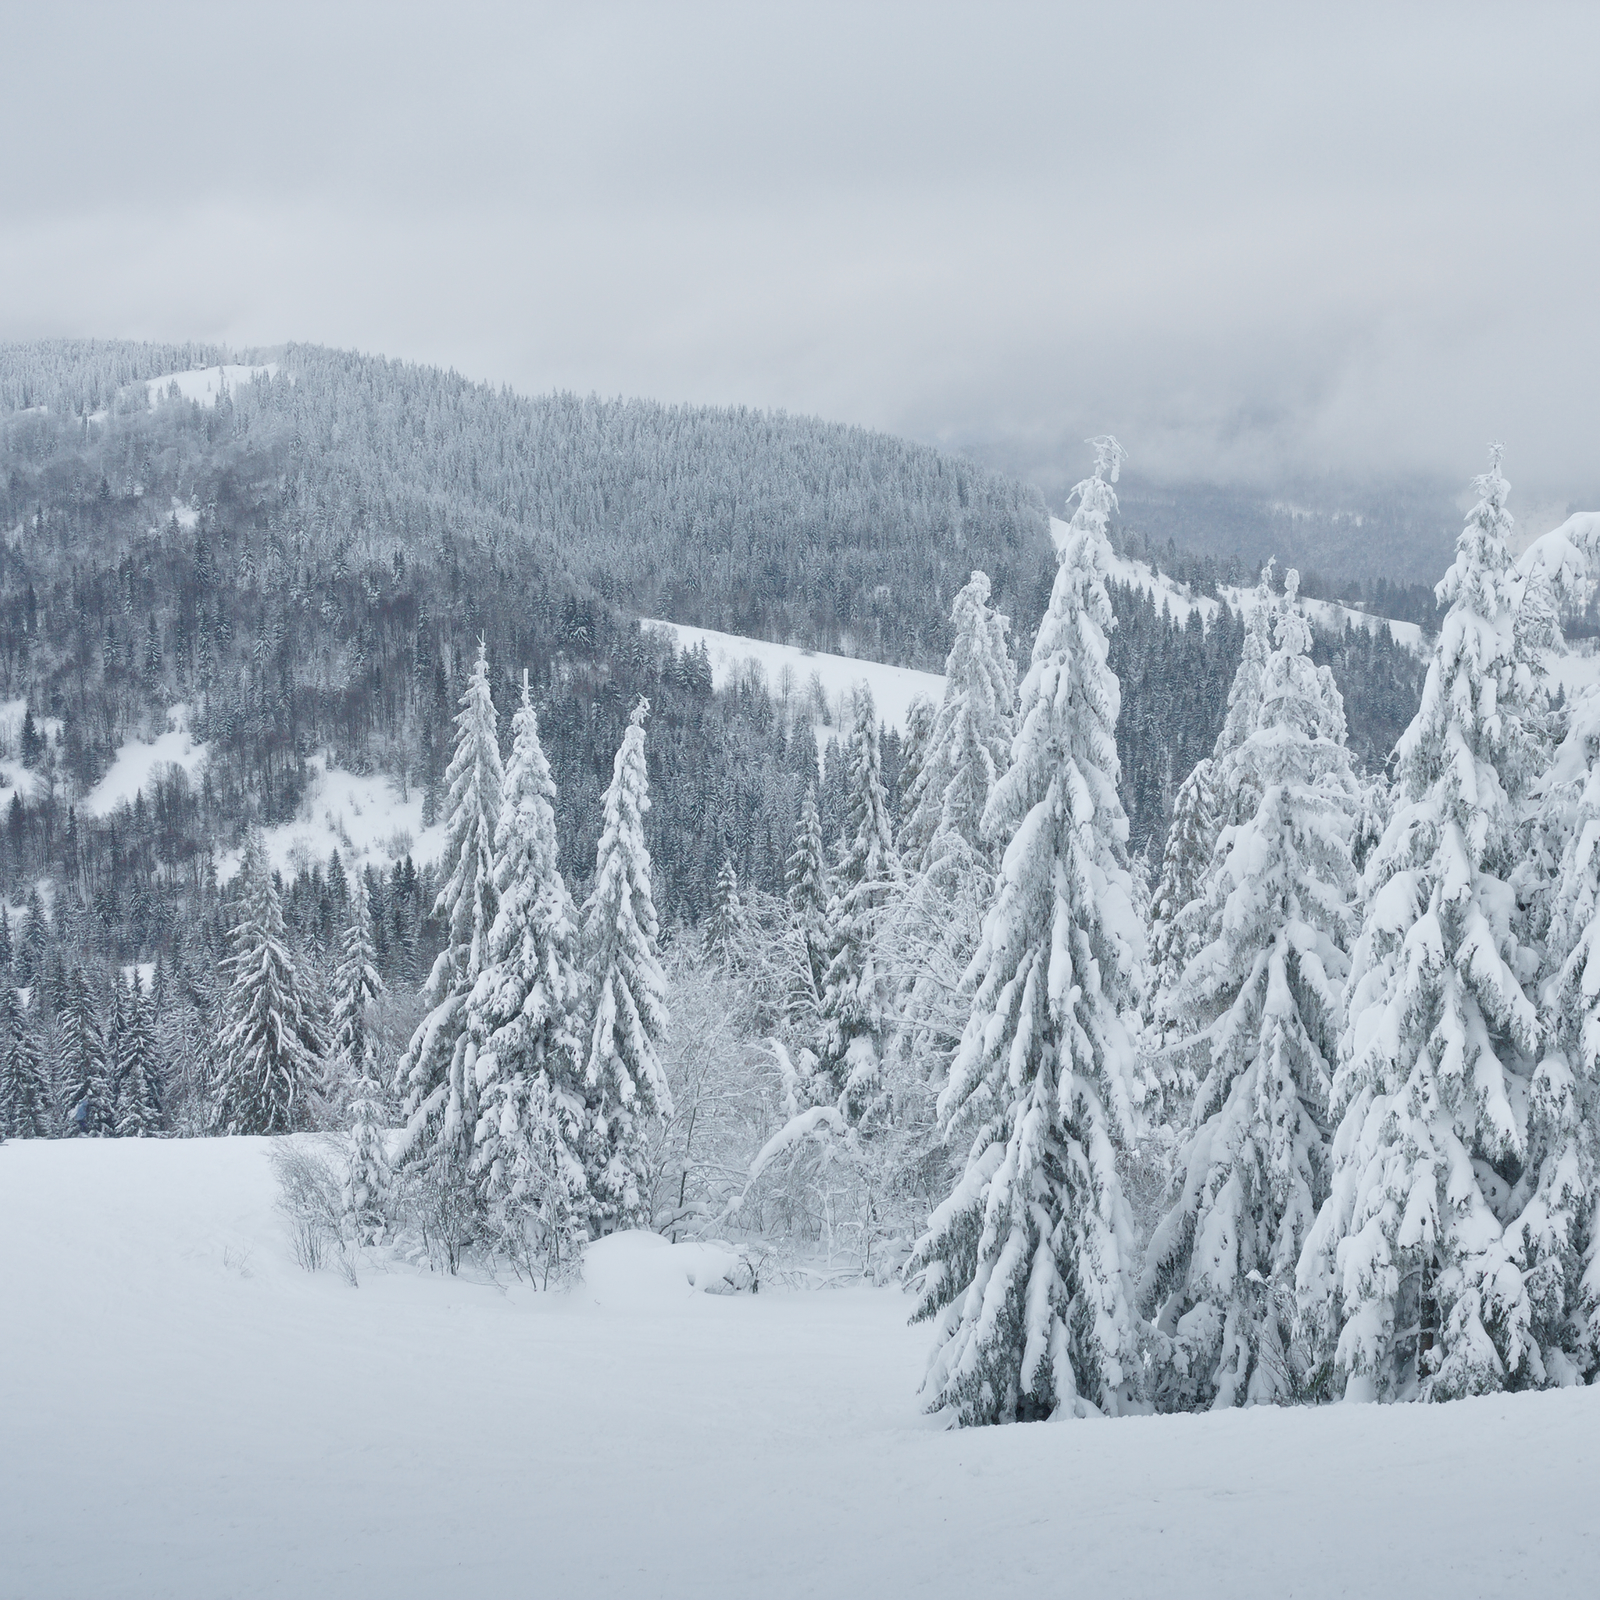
141,363,278,408
1050,516,1425,651
644,618,946,743
1,1136,1594,1599
81,704,208,816
0,697,61,799
221,753,448,882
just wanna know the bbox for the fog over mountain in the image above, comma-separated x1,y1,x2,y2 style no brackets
3,2,1596,546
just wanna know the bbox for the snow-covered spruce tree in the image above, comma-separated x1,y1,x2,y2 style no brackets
909,436,1150,1424
896,693,937,861
1146,757,1218,1027
785,783,830,1006
813,681,901,1120
467,673,588,1265
884,576,1015,1086
397,639,503,1187
1512,680,1600,1381
1216,565,1277,778
1140,573,1361,1409
213,831,325,1135
900,572,1015,874
334,870,391,1242
581,698,672,1231
114,971,165,1137
0,983,52,1138
59,966,113,1136
702,855,749,971
331,868,385,1083
1150,566,1278,1030
1297,448,1552,1402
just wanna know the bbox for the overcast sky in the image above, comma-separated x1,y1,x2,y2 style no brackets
2,2,1596,500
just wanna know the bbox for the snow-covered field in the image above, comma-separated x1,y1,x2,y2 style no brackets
141,363,278,408
222,753,448,881
81,704,208,817
643,618,945,736
1,1137,1593,1599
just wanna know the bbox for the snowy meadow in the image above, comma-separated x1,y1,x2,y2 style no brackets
2,1136,1594,1600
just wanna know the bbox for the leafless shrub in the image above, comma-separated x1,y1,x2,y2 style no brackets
270,1141,351,1277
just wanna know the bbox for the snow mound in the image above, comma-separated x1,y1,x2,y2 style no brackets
579,1230,756,1305
643,618,945,745
142,363,278,408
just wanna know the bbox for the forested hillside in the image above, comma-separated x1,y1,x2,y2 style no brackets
0,340,1425,973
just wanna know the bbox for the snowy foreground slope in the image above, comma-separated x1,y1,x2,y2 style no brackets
2,1141,1594,1600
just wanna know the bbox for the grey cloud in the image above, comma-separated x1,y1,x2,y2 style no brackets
3,1,1596,504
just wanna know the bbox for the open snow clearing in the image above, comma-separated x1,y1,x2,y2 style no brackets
1,1137,1592,1600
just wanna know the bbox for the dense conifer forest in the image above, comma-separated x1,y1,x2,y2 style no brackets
0,340,1426,1144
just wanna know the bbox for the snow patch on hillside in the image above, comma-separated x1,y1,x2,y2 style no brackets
0,697,61,800
643,619,946,746
221,754,447,883
142,363,278,409
82,704,208,816
1,1135,1595,1600
1050,517,1425,651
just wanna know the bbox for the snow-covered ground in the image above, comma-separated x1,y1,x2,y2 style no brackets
141,362,278,409
221,753,448,881
1050,517,1426,651
643,618,945,738
1,1137,1593,1600
81,704,208,817
0,696,61,799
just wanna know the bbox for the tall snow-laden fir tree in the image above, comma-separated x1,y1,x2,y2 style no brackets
59,966,113,1137
785,783,829,1005
582,698,671,1231
1514,680,1600,1381
467,672,587,1255
909,436,1149,1425
1298,448,1552,1402
896,693,938,856
1140,572,1361,1409
331,868,385,1084
114,971,164,1137
1150,566,1278,1031
813,681,900,1120
334,870,391,1241
398,639,504,1180
900,571,1015,874
887,574,1016,1088
702,856,749,971
0,983,52,1139
213,831,325,1135
1147,757,1219,1024
1217,566,1277,776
